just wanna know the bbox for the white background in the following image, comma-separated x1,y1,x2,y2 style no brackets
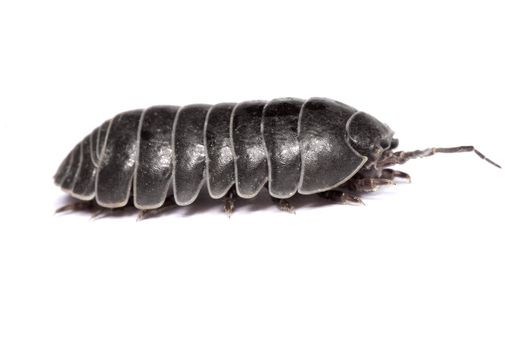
0,1,523,349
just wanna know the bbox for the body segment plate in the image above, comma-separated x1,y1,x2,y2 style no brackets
173,104,211,205
231,100,268,198
262,98,303,198
60,143,82,192
134,106,179,209
204,103,236,199
96,110,143,207
298,98,367,194
72,136,97,200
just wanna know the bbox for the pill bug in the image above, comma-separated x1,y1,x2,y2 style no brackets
54,97,500,218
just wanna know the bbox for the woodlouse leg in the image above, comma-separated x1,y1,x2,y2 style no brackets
381,169,411,183
90,208,113,220
55,200,133,220
55,200,96,214
136,198,177,221
318,190,364,205
348,178,395,192
271,197,296,214
224,189,236,218
90,204,135,220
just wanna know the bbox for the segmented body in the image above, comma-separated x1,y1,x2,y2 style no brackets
54,97,370,209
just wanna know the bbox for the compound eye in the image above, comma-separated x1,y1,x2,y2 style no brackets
380,139,391,150
390,138,399,149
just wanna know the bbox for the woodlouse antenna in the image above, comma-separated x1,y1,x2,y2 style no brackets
378,146,501,169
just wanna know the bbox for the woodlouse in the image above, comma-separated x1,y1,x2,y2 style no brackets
54,97,500,218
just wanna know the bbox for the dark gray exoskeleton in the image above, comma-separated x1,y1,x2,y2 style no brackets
54,97,500,216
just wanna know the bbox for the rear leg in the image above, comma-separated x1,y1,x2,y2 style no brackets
271,197,296,214
224,188,237,218
55,200,96,214
136,197,177,221
318,190,364,205
55,199,131,219
90,207,114,220
91,205,135,220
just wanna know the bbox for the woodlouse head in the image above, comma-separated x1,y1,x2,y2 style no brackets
346,111,397,162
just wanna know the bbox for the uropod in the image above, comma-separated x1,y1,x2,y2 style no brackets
54,97,500,219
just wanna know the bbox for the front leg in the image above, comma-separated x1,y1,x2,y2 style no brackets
347,177,395,192
380,168,411,183
318,190,364,205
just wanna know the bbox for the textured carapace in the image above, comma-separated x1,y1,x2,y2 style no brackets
55,97,383,208
55,97,500,212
